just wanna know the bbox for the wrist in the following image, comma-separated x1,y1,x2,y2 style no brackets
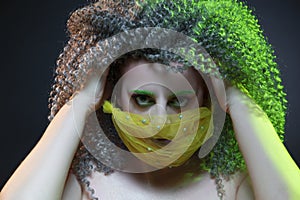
226,87,252,114
68,91,99,115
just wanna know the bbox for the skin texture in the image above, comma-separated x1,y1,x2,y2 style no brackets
1,59,299,200
116,59,205,114
0,68,109,200
77,60,254,200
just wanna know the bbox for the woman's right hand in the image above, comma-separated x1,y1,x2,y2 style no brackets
73,67,110,113
0,66,110,200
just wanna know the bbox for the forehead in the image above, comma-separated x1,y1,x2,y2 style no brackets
119,59,205,92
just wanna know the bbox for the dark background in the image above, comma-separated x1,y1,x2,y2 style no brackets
0,0,299,189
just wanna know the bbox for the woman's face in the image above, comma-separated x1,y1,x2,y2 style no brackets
114,59,206,115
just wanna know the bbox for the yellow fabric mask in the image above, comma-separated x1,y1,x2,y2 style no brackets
103,101,213,169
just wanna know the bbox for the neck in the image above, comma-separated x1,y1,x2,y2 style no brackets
127,154,206,189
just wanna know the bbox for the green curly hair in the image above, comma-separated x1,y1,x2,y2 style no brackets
48,0,287,198
135,0,287,176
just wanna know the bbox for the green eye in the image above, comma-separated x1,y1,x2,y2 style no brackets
168,96,189,108
133,95,155,107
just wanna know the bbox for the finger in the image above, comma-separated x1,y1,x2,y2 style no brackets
94,67,110,110
210,76,227,112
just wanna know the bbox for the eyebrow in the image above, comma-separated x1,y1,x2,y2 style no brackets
129,89,195,98
130,89,155,97
168,90,195,98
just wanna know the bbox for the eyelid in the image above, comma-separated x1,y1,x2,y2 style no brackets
168,96,189,108
132,94,155,107
168,96,189,103
130,89,155,97
168,90,195,98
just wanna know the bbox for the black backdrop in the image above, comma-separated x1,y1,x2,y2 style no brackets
1,0,299,189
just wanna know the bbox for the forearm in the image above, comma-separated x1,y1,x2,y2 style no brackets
228,88,300,200
1,94,90,200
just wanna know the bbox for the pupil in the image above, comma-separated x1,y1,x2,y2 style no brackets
140,96,147,102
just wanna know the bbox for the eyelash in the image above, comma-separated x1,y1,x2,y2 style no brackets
131,94,189,108
168,96,189,108
132,94,155,107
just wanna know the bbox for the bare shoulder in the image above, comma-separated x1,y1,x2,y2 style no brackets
62,173,82,200
79,169,254,200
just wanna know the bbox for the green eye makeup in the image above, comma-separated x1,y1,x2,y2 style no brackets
168,96,189,108
130,89,155,97
130,90,155,107
129,90,195,108
168,90,195,98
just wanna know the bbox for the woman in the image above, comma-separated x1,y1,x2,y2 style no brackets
1,0,299,199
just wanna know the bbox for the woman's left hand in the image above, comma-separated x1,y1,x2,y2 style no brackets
209,76,243,113
209,76,300,200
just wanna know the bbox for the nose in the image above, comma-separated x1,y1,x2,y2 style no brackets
152,95,170,114
149,104,167,116
148,104,167,127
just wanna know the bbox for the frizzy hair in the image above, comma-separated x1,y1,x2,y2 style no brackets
48,0,287,199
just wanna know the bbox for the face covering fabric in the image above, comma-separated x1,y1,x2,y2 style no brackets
103,100,213,168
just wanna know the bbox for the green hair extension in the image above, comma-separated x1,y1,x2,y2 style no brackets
136,0,287,176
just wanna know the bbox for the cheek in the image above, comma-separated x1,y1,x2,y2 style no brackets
118,93,148,114
116,89,130,111
196,89,205,107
